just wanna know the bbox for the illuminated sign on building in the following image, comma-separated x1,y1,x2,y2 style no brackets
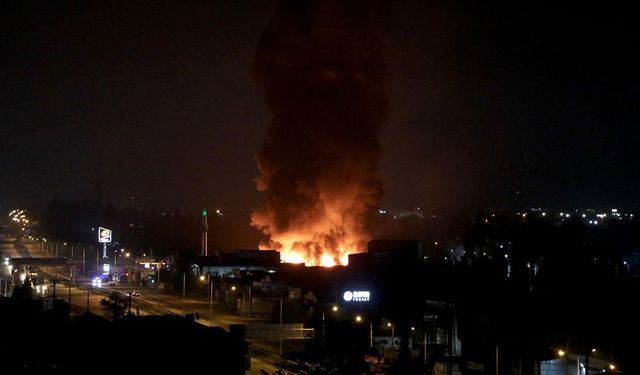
343,290,370,302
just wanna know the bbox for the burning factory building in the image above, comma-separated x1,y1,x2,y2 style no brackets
251,0,391,267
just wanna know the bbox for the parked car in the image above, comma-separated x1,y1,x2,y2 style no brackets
130,290,141,297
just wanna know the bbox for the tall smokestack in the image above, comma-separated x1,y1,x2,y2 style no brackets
251,0,390,266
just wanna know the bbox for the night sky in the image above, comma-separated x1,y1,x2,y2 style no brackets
2,1,638,214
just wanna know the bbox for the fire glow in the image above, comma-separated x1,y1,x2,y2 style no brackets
253,196,369,266
251,1,389,267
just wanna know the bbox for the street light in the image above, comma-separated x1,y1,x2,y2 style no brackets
156,263,161,312
387,322,395,348
321,305,339,348
354,315,372,348
202,273,213,326
142,261,163,312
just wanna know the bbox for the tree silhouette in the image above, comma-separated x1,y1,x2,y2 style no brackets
100,292,128,321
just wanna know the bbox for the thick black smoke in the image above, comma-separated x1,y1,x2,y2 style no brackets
251,0,391,265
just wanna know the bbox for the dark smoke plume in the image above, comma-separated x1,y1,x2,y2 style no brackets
251,0,391,266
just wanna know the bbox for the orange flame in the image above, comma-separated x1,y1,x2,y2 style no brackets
252,188,372,266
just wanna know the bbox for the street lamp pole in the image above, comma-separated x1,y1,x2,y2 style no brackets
201,209,208,256
128,291,132,316
182,272,186,316
576,355,580,375
370,322,373,349
241,288,245,318
209,274,213,327
156,265,160,313
279,297,283,355
322,311,325,348
387,322,395,348
424,330,427,365
68,269,72,305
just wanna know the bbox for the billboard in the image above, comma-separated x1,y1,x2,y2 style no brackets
98,227,112,243
261,280,288,298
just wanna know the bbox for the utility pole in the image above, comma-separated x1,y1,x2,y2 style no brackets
279,298,283,355
584,348,590,375
128,292,132,316
82,247,86,278
182,272,186,316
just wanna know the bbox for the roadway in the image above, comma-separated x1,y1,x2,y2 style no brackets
1,236,284,374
